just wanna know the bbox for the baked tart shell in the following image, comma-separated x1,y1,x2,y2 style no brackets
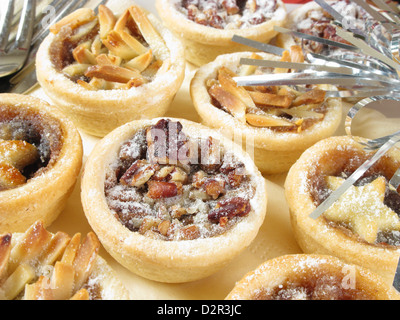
155,0,287,66
0,94,83,234
36,7,186,137
225,254,400,300
81,117,267,283
190,52,342,175
285,136,400,283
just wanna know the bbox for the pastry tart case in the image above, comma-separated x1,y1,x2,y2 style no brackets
4,0,400,299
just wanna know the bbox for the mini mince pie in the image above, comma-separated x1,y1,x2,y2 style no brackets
285,135,400,283
225,254,400,300
0,220,129,300
190,49,342,174
36,3,185,137
0,94,82,234
155,0,287,66
81,117,267,283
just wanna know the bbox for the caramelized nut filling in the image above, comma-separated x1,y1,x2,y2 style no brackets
104,119,256,240
49,5,165,91
0,105,63,191
253,268,374,300
307,147,400,246
207,48,328,132
293,0,371,55
176,0,278,29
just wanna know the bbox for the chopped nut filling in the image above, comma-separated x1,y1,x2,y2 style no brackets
49,5,167,90
0,105,63,191
252,269,374,300
0,221,103,300
308,147,400,246
104,119,256,240
176,0,278,29
293,0,372,55
207,47,328,132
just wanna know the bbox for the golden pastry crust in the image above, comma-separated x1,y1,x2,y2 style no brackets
81,117,267,283
190,51,342,174
226,254,400,300
36,4,185,137
156,0,287,66
0,94,82,234
285,135,400,283
0,221,130,300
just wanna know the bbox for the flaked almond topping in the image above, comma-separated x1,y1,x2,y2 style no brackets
292,88,326,106
245,113,294,127
247,91,293,108
52,5,163,90
209,84,247,123
84,64,145,83
50,8,96,35
208,45,327,130
98,5,116,39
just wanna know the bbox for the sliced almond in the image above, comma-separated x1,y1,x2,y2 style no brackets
246,113,294,127
72,45,97,65
238,53,262,76
98,4,116,39
284,108,324,119
50,8,96,34
63,63,91,77
209,84,246,123
1,264,35,300
124,49,153,72
218,67,256,109
129,5,169,60
275,50,291,73
120,29,148,56
72,232,100,290
77,79,96,91
70,288,90,300
50,262,75,300
113,8,131,33
290,45,305,63
24,276,53,300
248,91,293,108
0,234,11,282
292,88,326,106
102,30,138,60
84,64,144,83
9,221,52,273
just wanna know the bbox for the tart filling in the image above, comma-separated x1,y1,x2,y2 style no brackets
104,119,256,240
226,254,399,300
0,221,107,300
0,105,62,191
291,0,379,55
175,0,278,29
307,145,400,246
206,46,329,132
49,5,167,91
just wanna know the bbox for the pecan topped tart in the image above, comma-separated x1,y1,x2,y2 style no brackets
81,118,267,283
0,221,130,300
285,136,400,283
276,0,380,55
190,48,342,174
226,254,400,300
0,94,82,234
156,0,287,66
36,3,185,137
